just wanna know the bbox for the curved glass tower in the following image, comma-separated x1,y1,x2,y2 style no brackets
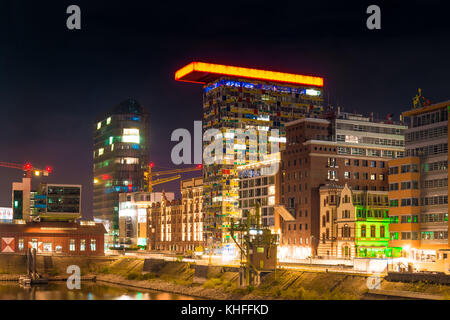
93,99,150,246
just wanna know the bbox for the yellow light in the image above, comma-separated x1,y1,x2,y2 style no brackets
175,62,324,87
93,178,99,184
34,171,40,176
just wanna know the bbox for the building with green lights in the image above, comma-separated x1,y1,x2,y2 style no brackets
93,99,150,246
318,184,401,258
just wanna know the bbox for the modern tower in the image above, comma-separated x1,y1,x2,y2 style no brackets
175,62,325,253
93,99,150,246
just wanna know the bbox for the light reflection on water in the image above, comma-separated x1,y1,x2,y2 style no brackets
0,282,196,300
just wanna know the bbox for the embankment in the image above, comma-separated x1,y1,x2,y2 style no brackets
1,254,449,300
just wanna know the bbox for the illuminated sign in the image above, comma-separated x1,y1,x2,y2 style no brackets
302,89,322,96
175,62,324,87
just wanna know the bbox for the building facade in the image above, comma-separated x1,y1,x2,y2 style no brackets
237,154,280,229
180,177,205,252
31,184,81,222
389,100,449,263
279,113,406,258
118,192,174,248
147,198,183,251
147,179,205,253
175,62,325,252
93,99,150,245
318,184,395,259
0,221,106,256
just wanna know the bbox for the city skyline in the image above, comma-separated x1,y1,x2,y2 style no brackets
1,0,450,218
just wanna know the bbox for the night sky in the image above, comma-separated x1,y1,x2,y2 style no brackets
0,1,449,218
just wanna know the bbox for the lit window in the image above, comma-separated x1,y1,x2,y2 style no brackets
107,117,111,125
122,128,140,144
111,144,114,151
18,239,24,251
99,148,104,156
370,174,376,180
115,157,139,165
80,239,86,251
91,239,96,251
97,122,101,130
124,128,139,136
268,196,275,206
109,136,113,145
69,239,76,251
268,186,275,195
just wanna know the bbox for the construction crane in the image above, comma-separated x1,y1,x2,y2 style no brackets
146,163,203,192
0,162,52,178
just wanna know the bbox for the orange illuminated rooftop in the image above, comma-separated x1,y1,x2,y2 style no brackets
175,62,324,87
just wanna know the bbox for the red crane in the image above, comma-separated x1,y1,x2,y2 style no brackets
0,162,52,178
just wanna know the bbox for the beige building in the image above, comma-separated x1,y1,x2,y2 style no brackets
148,197,182,251
180,177,205,252
147,178,205,253
318,184,391,259
118,191,174,248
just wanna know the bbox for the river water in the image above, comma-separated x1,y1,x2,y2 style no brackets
0,282,196,300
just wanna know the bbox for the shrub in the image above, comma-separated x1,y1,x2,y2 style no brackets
140,273,156,280
203,278,222,289
127,272,139,280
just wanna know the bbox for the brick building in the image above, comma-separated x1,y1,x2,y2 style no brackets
147,179,206,253
0,221,106,256
279,113,406,258
147,198,182,251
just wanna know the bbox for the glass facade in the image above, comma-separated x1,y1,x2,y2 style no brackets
93,99,149,245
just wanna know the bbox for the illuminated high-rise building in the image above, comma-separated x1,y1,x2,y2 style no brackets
175,62,324,252
93,99,150,246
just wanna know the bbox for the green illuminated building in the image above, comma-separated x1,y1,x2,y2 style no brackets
318,184,401,258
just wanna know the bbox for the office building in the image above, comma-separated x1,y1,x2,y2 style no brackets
12,178,81,223
118,191,174,248
175,62,325,252
31,183,81,222
93,99,150,245
279,113,407,258
388,99,449,264
237,153,280,229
